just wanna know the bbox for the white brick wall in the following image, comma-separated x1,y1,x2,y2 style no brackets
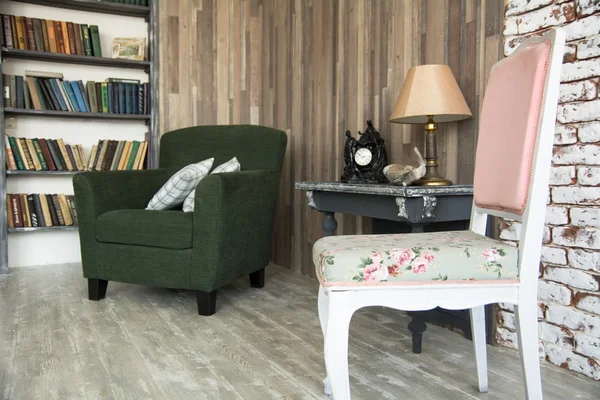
500,0,600,380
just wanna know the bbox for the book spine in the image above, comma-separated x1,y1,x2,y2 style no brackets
56,80,73,111
76,145,87,171
58,194,73,226
49,79,68,111
138,84,144,114
89,25,102,57
87,145,98,170
66,196,77,225
10,16,18,50
40,79,59,110
8,136,24,170
92,140,103,170
65,145,78,171
47,140,64,171
38,139,57,170
113,82,119,114
51,194,65,226
10,194,23,228
61,21,70,54
95,140,108,171
24,17,36,50
86,81,98,112
110,141,124,171
41,19,50,52
55,21,66,53
4,135,17,170
33,194,46,227
66,22,77,55
18,138,34,170
32,18,44,51
57,139,73,171
73,23,83,56
118,83,126,114
137,141,148,170
71,81,87,112
32,139,48,170
6,196,13,228
23,78,31,109
3,74,10,108
81,25,92,56
107,82,114,114
118,141,131,171
27,195,39,227
3,15,14,49
19,194,30,227
47,20,58,53
0,14,4,48
9,76,16,108
78,81,91,112
15,76,24,109
126,141,140,170
62,81,80,112
132,141,144,170
101,83,109,113
45,194,59,226
14,138,29,170
26,139,42,171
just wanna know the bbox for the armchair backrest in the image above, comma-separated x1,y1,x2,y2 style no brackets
159,125,287,174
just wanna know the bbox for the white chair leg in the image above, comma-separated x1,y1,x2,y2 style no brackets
516,301,543,400
324,291,354,400
470,306,488,392
318,285,332,396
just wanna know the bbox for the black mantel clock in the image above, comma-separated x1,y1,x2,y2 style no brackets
341,120,388,183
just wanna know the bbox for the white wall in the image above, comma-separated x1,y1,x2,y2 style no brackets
1,1,149,267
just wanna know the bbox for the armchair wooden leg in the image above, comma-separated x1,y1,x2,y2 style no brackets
88,279,108,301
249,268,265,288
197,290,217,316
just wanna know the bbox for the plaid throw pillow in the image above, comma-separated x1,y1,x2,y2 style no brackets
146,158,214,210
182,157,241,212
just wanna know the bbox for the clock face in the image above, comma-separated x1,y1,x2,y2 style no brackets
355,148,372,166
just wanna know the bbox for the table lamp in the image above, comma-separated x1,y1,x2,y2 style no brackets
390,64,472,186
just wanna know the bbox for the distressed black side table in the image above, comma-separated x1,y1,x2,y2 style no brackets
295,181,494,353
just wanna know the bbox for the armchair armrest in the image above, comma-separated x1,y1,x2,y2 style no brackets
190,170,281,290
73,169,169,278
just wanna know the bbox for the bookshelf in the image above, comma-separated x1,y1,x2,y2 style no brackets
0,0,159,274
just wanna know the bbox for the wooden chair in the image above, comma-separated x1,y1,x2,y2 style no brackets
314,29,565,399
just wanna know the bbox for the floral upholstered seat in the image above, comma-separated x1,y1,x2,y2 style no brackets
313,231,519,287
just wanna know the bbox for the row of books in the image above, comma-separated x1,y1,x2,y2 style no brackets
4,72,150,115
104,0,150,5
89,139,149,171
0,14,102,57
5,136,87,172
6,193,77,229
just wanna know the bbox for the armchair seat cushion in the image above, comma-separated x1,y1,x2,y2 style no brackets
313,230,519,287
96,209,193,249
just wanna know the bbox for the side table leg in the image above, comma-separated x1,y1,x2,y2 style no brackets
322,212,338,236
408,313,427,354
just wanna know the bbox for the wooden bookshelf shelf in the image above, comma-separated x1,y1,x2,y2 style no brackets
8,0,150,18
4,108,150,121
6,170,79,176
8,226,78,233
1,48,151,70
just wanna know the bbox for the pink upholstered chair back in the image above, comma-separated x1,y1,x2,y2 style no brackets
473,30,565,220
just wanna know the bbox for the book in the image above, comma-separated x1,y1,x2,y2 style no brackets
81,24,92,56
110,141,125,170
4,135,17,170
31,139,49,170
0,15,4,47
95,140,109,171
27,195,39,227
65,145,78,171
31,194,44,227
117,141,131,170
73,23,83,56
25,71,64,79
20,194,30,227
92,140,103,170
58,194,73,226
8,137,24,170
6,196,13,228
18,138,34,170
87,145,98,170
3,15,14,49
86,81,98,112
107,82,114,114
10,194,23,228
76,145,87,171
26,139,42,171
70,81,88,112
10,16,18,50
62,81,80,112
15,76,24,108
133,141,145,170
33,18,44,51
9,76,16,108
100,82,109,113
45,194,59,226
40,79,59,110
46,20,58,53
67,22,77,56
24,17,36,50
23,79,31,109
51,194,65,226
89,25,102,57
38,139,57,170
47,140,65,171
57,139,73,171
78,81,91,112
126,141,140,170
56,80,73,111
55,21,66,53
49,79,68,111
61,21,70,54
41,19,50,52
66,196,77,225
95,82,102,112
15,16,26,50
137,141,148,170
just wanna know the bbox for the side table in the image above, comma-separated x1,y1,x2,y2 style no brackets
295,181,495,353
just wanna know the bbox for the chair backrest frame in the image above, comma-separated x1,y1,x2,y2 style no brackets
469,29,565,290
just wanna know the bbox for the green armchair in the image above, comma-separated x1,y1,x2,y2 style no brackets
73,125,287,315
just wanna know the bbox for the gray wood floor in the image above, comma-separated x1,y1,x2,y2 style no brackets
0,264,598,400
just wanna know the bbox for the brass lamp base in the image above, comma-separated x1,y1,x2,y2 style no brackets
411,115,453,187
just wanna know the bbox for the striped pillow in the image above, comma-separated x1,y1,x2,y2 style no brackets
146,158,214,210
182,157,241,212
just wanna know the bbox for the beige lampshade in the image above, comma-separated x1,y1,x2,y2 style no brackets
390,64,472,124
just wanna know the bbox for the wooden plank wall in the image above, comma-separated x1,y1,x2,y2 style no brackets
158,0,505,277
